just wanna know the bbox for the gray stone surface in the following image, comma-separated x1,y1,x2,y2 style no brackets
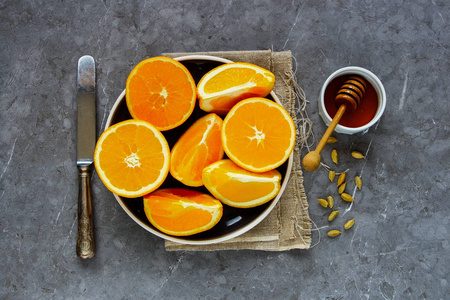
1,0,448,299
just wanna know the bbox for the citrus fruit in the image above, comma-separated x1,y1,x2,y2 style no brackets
94,120,170,197
221,97,296,173
125,56,196,131
143,188,223,236
197,62,275,115
202,159,282,208
170,113,224,187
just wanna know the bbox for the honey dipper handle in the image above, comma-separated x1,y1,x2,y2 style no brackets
302,104,347,171
315,104,347,153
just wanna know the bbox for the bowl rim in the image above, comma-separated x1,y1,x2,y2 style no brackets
319,66,387,134
104,54,294,245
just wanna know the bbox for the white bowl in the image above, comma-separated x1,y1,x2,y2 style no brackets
318,66,386,134
104,55,293,245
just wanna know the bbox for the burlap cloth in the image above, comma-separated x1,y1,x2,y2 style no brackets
163,50,311,251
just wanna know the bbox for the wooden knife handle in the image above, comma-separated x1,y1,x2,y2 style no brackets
76,164,95,259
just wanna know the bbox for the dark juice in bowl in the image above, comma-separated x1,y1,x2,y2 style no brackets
324,75,378,128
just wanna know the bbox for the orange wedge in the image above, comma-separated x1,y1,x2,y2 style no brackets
197,62,275,115
143,188,223,236
94,120,170,197
126,56,196,131
170,113,224,187
221,97,296,173
202,159,282,208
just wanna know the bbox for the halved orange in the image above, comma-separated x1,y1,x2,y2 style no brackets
197,62,275,115
170,113,224,187
143,188,223,236
222,97,296,173
126,56,196,131
202,159,282,208
94,120,170,197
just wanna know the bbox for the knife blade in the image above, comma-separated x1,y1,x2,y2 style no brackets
76,55,96,259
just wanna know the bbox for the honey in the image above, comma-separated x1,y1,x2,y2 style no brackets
324,75,379,128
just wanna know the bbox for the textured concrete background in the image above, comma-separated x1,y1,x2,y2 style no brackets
1,0,449,299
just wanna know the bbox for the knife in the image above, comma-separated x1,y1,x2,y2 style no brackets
76,55,96,259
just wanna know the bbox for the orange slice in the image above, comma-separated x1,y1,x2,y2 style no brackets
197,62,275,115
221,97,296,173
143,188,223,236
202,159,282,208
94,120,170,197
126,56,196,131
170,113,224,187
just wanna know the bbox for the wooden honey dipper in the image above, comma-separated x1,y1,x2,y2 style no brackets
302,76,367,171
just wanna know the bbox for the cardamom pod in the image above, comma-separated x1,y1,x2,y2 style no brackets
341,193,355,202
327,196,334,209
351,151,365,159
329,170,336,182
337,172,346,187
338,182,347,194
328,210,339,221
344,219,355,230
331,149,338,164
317,198,328,208
355,176,362,190
328,230,342,237
327,136,338,144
